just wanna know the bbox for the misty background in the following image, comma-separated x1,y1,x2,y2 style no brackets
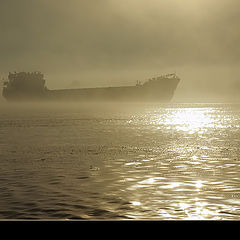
0,0,240,102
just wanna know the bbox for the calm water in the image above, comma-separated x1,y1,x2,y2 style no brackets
0,102,240,220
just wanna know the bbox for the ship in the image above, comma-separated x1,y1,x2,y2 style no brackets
2,71,180,102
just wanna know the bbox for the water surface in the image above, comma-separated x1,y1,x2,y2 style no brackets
0,102,240,220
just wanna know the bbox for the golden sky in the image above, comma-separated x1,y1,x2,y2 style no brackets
0,0,239,100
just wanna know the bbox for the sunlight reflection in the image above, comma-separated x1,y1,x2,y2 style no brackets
153,108,215,134
131,201,141,206
179,202,190,210
170,108,214,133
192,198,219,220
128,177,165,190
161,182,181,189
139,177,155,185
195,180,204,190
192,155,198,161
190,155,201,164
178,199,218,220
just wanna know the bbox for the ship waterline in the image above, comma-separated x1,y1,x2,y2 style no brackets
2,72,180,102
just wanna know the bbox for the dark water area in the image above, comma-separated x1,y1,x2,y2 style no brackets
0,102,240,220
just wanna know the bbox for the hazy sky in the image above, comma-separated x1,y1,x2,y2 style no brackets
1,0,240,100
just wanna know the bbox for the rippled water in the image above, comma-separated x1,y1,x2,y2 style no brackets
0,102,240,220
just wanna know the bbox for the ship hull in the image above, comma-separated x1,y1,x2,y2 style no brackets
2,74,180,102
46,78,179,102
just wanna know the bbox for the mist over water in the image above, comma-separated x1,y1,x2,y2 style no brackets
1,0,240,220
0,102,240,220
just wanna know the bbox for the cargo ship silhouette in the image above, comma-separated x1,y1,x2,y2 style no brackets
2,72,180,102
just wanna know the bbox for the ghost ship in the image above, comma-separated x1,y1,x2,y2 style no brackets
2,71,180,102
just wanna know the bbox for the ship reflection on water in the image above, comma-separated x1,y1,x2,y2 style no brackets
0,103,240,220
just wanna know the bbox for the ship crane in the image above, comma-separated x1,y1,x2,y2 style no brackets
1,78,7,87
136,80,142,86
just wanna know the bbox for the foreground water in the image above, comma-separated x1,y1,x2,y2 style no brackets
0,102,240,220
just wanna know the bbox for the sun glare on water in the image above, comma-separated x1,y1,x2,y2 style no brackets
162,108,215,134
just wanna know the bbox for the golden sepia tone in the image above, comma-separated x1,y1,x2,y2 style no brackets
0,0,240,220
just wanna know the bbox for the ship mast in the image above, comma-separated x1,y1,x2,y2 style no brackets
1,77,6,88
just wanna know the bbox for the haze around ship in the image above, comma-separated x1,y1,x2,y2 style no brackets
0,0,240,102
